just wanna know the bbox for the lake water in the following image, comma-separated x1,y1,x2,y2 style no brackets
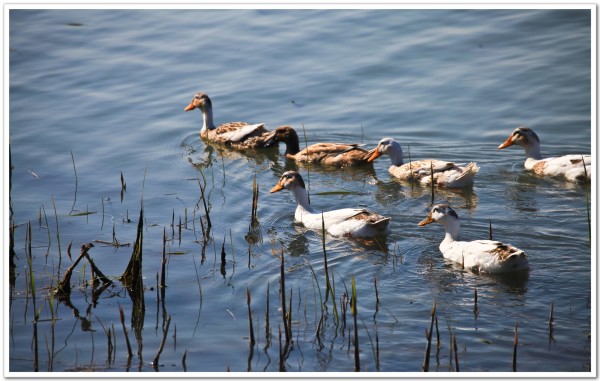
7,7,593,375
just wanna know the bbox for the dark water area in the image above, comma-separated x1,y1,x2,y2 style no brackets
8,7,592,374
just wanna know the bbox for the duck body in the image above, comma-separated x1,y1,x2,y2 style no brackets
418,204,529,274
184,92,269,148
368,138,479,188
498,127,591,182
270,171,390,237
265,126,374,167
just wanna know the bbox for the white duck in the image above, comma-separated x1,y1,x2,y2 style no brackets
367,138,479,188
418,204,529,274
270,171,390,237
497,127,591,182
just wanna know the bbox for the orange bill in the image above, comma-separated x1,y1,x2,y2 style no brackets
270,182,284,193
184,103,196,111
497,136,514,149
367,149,382,163
418,215,434,226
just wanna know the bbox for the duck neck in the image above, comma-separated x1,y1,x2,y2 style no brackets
523,143,542,160
291,185,314,213
388,145,404,166
284,130,301,155
201,105,216,131
440,217,460,242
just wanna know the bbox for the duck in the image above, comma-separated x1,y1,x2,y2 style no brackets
367,138,479,188
184,92,271,148
269,171,390,237
497,127,591,182
418,204,529,274
264,126,374,167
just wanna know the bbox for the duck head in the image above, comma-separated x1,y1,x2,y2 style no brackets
368,137,403,166
264,126,301,154
497,127,540,149
270,171,306,193
418,204,459,226
184,92,212,112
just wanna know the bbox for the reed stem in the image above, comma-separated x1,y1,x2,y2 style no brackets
430,161,435,204
453,334,459,372
422,301,436,372
512,322,518,371
69,151,78,214
118,304,133,359
152,315,171,368
247,288,256,346
351,276,359,372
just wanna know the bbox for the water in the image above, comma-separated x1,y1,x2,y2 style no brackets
8,8,592,374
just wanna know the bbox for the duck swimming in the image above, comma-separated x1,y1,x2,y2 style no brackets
367,138,479,188
418,204,529,274
265,126,374,167
497,127,591,182
270,171,390,237
184,92,272,148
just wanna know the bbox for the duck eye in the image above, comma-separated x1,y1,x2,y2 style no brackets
432,207,438,213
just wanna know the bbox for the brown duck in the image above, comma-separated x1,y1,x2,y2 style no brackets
265,126,374,167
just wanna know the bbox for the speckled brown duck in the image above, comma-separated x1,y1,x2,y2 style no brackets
265,126,375,167
184,92,273,149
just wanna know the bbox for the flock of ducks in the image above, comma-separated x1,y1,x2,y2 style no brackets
185,92,592,274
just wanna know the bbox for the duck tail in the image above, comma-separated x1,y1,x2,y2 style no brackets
448,162,480,187
371,216,391,231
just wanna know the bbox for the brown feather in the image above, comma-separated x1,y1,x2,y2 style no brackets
532,160,547,175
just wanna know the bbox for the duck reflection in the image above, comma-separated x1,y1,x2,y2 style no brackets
419,254,529,297
371,178,479,212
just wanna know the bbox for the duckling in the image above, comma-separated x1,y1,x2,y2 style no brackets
368,138,479,188
497,127,591,182
418,204,529,273
184,92,270,148
270,171,390,237
265,126,374,167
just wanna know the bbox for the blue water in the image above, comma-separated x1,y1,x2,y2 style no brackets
8,8,592,374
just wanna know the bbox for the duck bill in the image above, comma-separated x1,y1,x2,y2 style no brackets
270,182,284,193
497,136,514,149
418,215,434,226
184,102,196,112
367,149,382,163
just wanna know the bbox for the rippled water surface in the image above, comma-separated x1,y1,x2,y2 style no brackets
8,8,593,374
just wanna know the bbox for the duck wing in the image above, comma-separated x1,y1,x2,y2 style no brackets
293,143,370,165
388,159,479,187
445,240,528,273
533,154,591,181
215,123,267,143
421,162,480,188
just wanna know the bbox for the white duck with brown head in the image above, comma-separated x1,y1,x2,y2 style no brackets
418,204,529,274
497,127,591,182
270,171,390,237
